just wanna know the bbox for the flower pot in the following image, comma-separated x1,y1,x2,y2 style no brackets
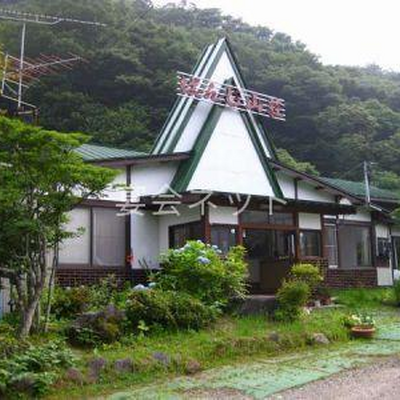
351,326,376,339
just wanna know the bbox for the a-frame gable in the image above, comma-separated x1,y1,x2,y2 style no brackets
171,101,283,199
151,38,277,160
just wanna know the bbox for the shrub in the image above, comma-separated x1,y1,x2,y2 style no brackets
157,241,248,308
394,279,400,306
125,289,217,332
67,305,125,347
275,280,311,321
290,263,323,291
51,285,92,319
0,341,75,397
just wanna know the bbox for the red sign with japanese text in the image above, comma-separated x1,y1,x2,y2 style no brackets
177,72,285,121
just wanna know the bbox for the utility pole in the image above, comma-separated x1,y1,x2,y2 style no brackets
363,161,371,206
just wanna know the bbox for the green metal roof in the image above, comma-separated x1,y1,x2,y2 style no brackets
322,177,400,202
75,143,147,161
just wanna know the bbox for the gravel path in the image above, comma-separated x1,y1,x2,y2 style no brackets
270,356,400,400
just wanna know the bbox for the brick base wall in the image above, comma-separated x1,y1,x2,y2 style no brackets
56,267,158,287
304,259,378,288
56,267,132,287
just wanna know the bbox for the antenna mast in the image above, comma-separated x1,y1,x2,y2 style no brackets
0,8,106,118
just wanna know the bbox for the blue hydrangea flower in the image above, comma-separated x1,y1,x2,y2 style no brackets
197,256,211,264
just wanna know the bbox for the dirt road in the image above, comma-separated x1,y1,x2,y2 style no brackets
270,357,400,400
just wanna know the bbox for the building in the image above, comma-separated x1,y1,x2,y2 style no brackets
55,38,400,293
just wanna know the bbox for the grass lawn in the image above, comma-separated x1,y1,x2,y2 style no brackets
45,289,400,399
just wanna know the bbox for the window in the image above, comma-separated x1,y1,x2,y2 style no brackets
58,208,91,265
93,208,126,267
338,225,371,268
211,226,237,254
300,230,322,257
324,224,338,268
169,222,202,248
241,210,294,226
58,207,126,267
243,229,295,261
377,238,390,263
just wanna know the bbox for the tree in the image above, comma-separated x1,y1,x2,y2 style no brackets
276,148,319,176
0,117,116,337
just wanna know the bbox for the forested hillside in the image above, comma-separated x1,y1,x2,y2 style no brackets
1,0,400,187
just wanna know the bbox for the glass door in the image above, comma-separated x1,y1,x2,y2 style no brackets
243,229,295,293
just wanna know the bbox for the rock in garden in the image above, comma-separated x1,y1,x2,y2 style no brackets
185,359,202,375
152,351,170,366
311,333,330,345
114,358,134,373
88,357,107,381
65,367,85,385
267,331,280,342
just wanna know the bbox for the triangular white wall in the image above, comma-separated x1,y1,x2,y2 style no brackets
187,107,275,197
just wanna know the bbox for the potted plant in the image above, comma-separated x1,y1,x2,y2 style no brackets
344,314,376,338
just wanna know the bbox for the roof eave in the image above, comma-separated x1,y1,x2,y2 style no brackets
91,152,191,167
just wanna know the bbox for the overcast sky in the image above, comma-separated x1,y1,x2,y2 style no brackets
153,0,400,71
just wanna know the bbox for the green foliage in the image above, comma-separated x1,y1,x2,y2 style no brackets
157,241,248,308
393,280,400,306
342,313,376,329
50,286,92,319
290,263,323,291
0,341,75,397
125,289,217,332
67,305,125,347
0,116,117,336
276,148,319,175
0,0,399,181
333,288,395,308
275,280,311,322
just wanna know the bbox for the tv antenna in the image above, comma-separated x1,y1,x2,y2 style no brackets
0,8,106,117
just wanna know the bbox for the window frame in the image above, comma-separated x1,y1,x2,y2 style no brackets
58,205,128,269
168,220,203,249
299,229,323,259
210,224,239,254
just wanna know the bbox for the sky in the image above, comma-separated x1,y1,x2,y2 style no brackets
153,0,400,71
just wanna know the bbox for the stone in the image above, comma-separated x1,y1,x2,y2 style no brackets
114,358,134,373
65,367,85,385
10,375,36,395
152,351,170,366
311,333,330,345
268,331,281,342
185,359,202,375
88,357,107,381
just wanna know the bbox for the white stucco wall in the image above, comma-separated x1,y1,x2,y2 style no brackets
276,172,295,199
376,223,390,239
187,107,275,197
298,212,322,230
297,181,335,203
131,211,160,269
340,208,371,222
101,168,127,202
209,206,238,225
131,162,179,197
377,267,393,286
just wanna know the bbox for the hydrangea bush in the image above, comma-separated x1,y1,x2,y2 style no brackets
156,241,248,308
